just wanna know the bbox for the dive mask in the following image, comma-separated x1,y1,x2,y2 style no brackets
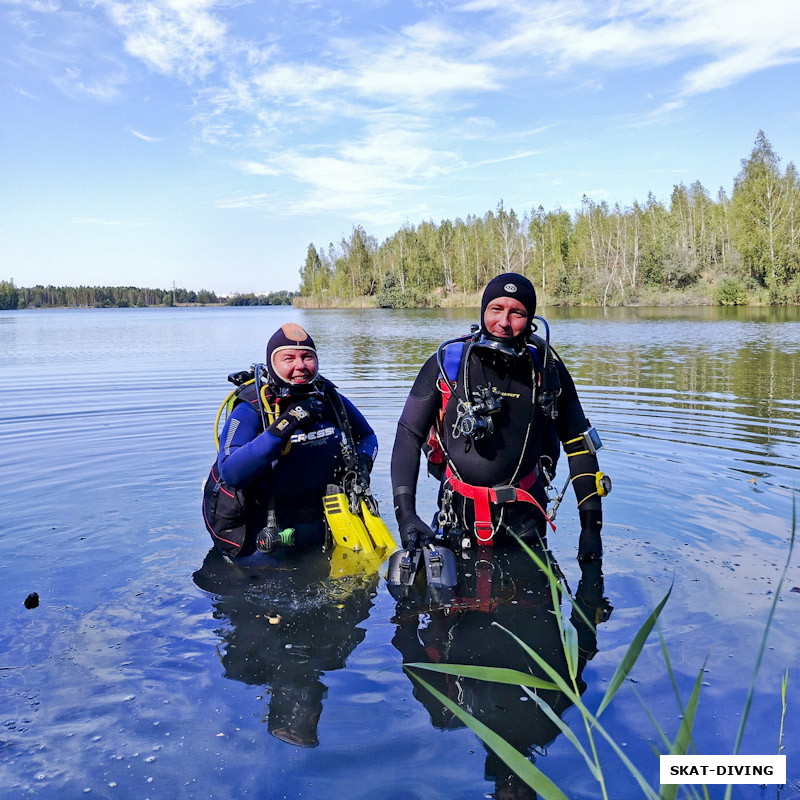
471,333,526,360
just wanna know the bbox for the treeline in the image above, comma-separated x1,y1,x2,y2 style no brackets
225,290,296,306
298,131,800,307
0,283,295,310
0,283,219,310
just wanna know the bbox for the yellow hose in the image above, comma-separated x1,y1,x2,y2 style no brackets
262,385,291,455
214,379,255,451
214,378,292,455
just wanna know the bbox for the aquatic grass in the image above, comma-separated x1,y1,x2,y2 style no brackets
722,498,795,800
404,500,796,799
778,668,788,756
406,670,571,800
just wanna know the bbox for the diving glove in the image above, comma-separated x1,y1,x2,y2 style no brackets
398,513,434,550
394,490,434,550
267,396,324,441
355,452,373,487
577,507,603,563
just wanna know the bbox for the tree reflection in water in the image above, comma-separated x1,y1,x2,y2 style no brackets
193,547,378,748
392,548,610,799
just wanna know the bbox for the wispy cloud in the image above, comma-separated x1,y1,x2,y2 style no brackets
467,0,800,97
9,0,798,226
55,64,126,100
12,85,40,99
97,0,230,81
130,128,162,142
215,193,271,210
0,0,61,10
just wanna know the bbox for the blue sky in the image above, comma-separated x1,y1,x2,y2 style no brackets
2,0,799,295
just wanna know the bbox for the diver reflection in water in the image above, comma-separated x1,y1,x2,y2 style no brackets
391,547,611,799
193,547,379,748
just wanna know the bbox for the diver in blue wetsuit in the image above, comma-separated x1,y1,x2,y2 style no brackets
206,323,378,561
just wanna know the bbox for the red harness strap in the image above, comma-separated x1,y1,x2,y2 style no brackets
445,464,556,545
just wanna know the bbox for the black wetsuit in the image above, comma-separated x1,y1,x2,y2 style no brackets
391,339,601,546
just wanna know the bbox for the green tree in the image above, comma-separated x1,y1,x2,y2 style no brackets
732,130,791,292
0,279,19,311
299,243,324,296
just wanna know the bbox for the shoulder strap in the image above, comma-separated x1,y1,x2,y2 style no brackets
317,377,358,469
231,381,273,432
443,340,465,382
234,382,260,408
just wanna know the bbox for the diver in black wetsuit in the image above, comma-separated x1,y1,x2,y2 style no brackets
390,273,607,562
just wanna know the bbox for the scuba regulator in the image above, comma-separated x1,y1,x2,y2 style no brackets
452,383,504,441
438,314,562,447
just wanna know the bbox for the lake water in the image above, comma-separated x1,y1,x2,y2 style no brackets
1,305,798,799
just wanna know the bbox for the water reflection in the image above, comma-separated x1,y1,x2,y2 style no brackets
192,548,378,747
391,548,610,799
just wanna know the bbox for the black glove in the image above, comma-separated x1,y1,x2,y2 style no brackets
355,452,373,487
394,489,434,550
267,396,323,442
398,513,434,550
578,507,603,563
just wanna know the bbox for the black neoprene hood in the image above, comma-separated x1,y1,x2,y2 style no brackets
479,272,537,343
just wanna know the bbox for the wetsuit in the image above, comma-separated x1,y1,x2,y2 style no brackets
391,340,603,556
218,385,378,556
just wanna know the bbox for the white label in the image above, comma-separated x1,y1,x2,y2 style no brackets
660,756,786,785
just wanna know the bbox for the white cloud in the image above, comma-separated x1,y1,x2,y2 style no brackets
98,0,229,81
12,86,40,99
235,160,280,176
130,128,162,141
469,0,800,97
0,0,60,10
215,193,271,209
55,65,126,100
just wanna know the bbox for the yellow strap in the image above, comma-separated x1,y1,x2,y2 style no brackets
565,435,584,445
567,449,590,457
571,472,595,482
577,491,599,508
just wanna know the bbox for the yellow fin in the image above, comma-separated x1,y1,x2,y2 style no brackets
360,499,397,551
323,491,374,552
329,546,387,578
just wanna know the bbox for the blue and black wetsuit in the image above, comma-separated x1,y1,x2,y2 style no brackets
218,384,378,556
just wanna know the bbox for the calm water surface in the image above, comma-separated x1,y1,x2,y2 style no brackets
1,306,798,799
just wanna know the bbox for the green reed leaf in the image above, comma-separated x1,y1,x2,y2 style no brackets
659,664,705,800
522,687,602,782
724,501,796,800
405,661,559,691
406,668,570,800
596,581,673,719
494,622,661,800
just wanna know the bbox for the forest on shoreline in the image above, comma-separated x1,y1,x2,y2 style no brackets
297,131,800,309
4,132,798,312
0,283,295,311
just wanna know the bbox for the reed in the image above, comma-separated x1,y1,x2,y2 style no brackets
404,500,796,799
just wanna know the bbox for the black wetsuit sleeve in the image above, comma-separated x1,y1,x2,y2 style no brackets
554,360,601,512
390,354,441,516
